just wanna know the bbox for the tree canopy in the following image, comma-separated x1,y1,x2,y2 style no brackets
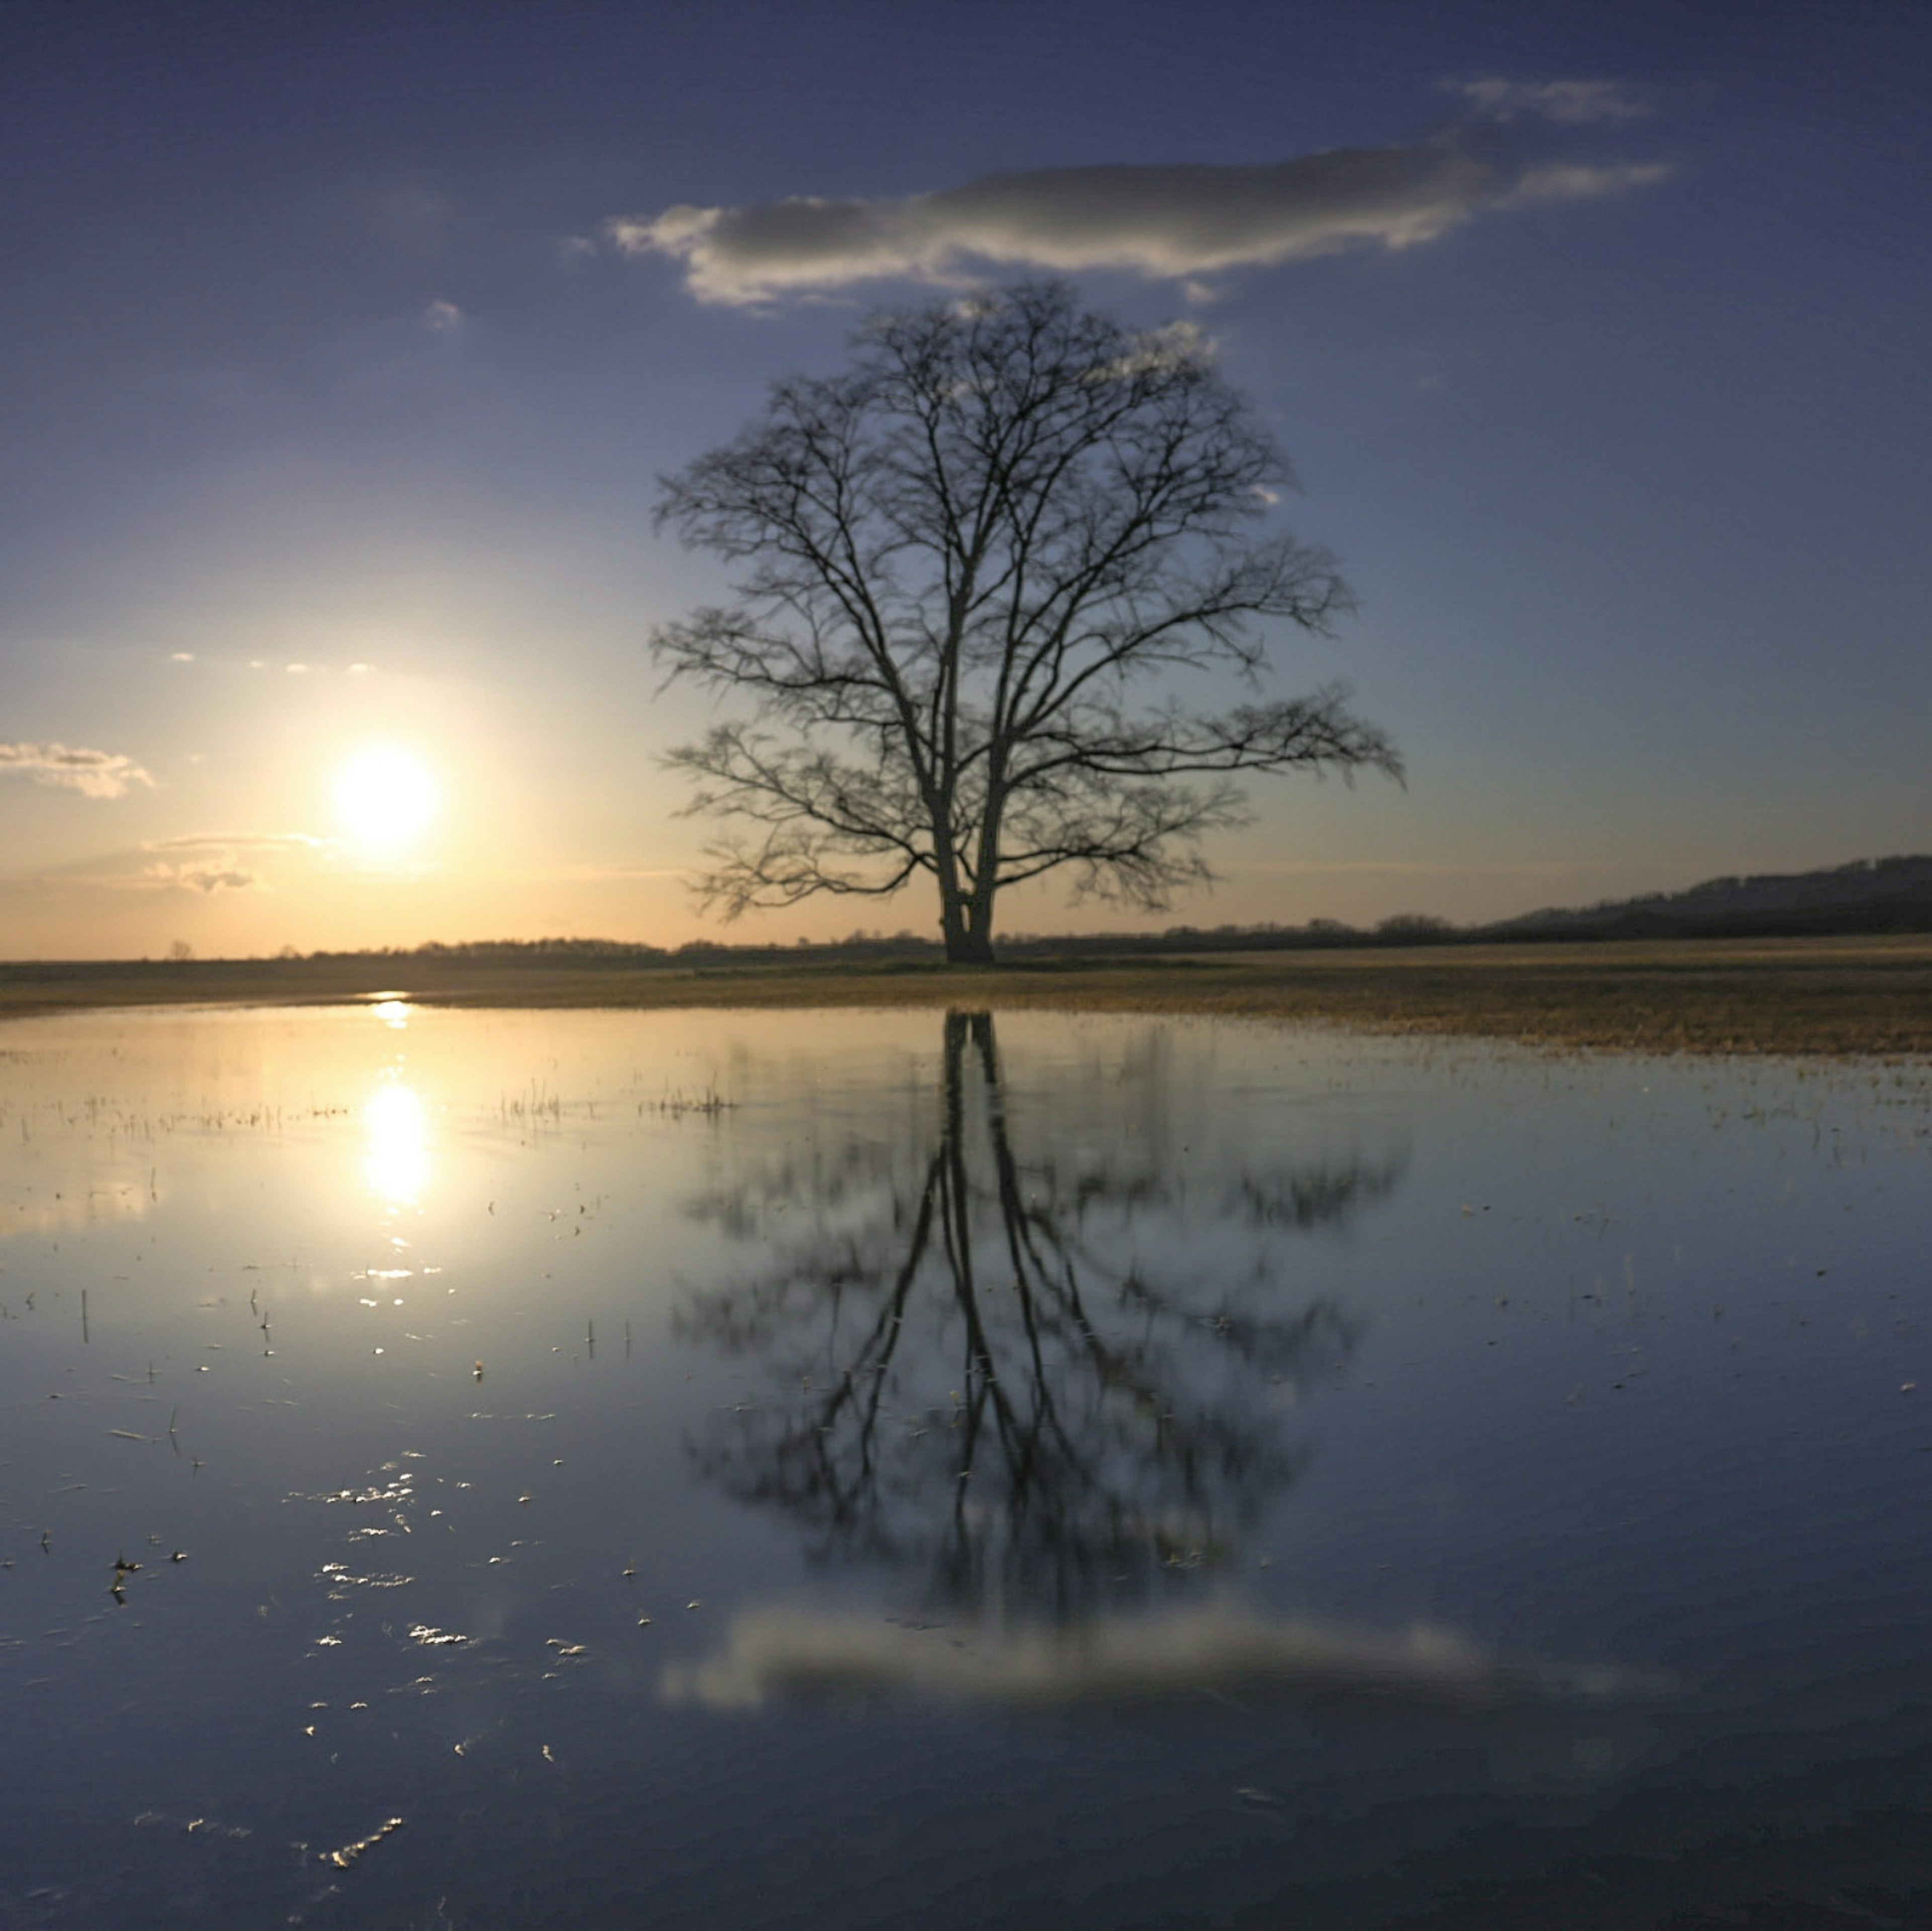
656,281,1400,963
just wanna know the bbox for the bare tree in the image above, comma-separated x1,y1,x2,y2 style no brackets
656,281,1401,964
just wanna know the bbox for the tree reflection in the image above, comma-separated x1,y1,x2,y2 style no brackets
678,1012,1403,1618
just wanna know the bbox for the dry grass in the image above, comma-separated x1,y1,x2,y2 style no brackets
2,935,1928,1057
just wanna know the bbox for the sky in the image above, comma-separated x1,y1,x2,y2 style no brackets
3,0,1927,959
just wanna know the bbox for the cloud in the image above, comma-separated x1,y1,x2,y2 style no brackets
129,829,326,894
1447,77,1654,124
610,108,1668,305
143,860,258,894
421,298,463,331
14,831,321,895
0,742,154,799
144,832,323,854
1095,316,1215,378
1500,160,1672,209
612,145,1493,303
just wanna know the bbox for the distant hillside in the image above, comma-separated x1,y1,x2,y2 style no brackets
1476,855,1932,943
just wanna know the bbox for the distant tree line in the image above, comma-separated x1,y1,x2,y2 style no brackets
276,854,1931,964
11,854,1921,979
240,854,1924,974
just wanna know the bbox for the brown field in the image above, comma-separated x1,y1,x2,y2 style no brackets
2,934,1928,1056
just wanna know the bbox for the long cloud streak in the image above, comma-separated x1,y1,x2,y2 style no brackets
144,832,324,854
610,129,1668,306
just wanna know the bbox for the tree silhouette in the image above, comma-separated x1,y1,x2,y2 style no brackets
656,282,1401,962
676,1013,1403,1618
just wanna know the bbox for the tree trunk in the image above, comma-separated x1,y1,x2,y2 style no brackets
946,926,997,965
931,813,978,962
957,890,998,964
942,892,996,962
957,771,1006,965
938,893,974,961
934,800,996,963
939,868,998,963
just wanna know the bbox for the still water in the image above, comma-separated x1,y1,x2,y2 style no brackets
1,1003,1928,1928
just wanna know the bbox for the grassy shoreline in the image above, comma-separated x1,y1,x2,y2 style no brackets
2,934,1928,1057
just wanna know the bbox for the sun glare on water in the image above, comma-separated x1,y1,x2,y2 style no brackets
363,1081,428,1205
336,749,436,847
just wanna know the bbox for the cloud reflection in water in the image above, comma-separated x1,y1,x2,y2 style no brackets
663,1602,1663,1717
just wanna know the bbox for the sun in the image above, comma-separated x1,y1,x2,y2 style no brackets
336,748,436,847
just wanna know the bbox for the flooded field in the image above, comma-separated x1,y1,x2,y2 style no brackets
2,1003,1929,1929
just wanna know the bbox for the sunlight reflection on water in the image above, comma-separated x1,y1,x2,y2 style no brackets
362,1081,429,1206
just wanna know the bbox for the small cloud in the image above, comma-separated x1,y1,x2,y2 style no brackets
1447,76,1654,125
170,651,196,663
559,234,599,261
1498,160,1673,208
346,662,376,676
143,860,258,895
1094,317,1215,380
285,663,311,674
248,660,266,670
0,742,154,799
137,829,324,895
421,299,463,331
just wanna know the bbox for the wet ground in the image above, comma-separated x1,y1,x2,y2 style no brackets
1,1003,1928,1928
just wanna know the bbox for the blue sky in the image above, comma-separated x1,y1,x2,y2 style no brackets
3,0,1926,956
